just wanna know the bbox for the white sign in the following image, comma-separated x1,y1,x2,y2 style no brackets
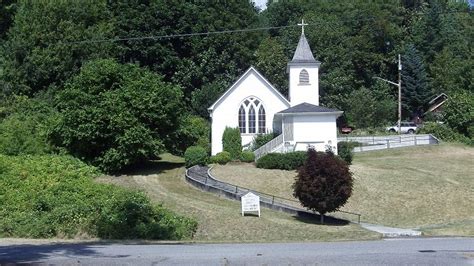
241,192,260,217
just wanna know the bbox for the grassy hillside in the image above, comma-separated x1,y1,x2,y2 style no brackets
212,144,474,236
97,154,379,242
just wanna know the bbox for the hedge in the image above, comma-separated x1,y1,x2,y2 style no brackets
256,151,307,170
240,151,255,162
210,151,231,165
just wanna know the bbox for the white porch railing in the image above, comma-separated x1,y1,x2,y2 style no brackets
253,134,284,160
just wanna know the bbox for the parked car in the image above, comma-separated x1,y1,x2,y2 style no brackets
386,122,418,134
340,126,354,134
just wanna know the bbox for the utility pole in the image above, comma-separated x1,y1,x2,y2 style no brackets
374,54,402,134
397,54,402,135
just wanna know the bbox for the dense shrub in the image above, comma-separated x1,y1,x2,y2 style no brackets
167,115,211,155
250,133,275,151
210,151,231,165
443,91,473,138
256,151,307,170
0,155,197,239
419,122,472,145
337,141,356,165
222,127,242,159
293,149,353,223
240,151,255,162
0,96,57,155
51,59,183,173
184,146,208,168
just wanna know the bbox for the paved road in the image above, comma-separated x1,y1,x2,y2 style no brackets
1,237,473,265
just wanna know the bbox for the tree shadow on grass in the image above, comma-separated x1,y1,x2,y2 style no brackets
118,160,185,176
294,211,350,226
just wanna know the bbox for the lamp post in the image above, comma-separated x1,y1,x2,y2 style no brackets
374,54,402,134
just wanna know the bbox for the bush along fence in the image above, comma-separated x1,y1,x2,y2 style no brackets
337,134,439,152
185,165,361,224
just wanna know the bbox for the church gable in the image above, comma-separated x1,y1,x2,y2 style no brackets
208,66,289,112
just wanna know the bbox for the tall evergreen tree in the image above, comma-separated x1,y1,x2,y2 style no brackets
410,1,446,63
401,43,431,118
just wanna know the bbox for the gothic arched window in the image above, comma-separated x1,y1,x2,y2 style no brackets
248,106,256,133
299,69,309,84
238,106,246,133
238,97,266,134
258,106,266,133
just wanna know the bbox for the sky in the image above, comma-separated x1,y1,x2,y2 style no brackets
252,0,267,11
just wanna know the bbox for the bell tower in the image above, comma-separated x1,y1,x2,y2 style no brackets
287,19,321,106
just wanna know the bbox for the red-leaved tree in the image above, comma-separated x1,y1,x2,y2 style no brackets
293,148,353,223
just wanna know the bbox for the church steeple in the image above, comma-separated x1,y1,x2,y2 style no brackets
290,33,318,64
287,20,321,107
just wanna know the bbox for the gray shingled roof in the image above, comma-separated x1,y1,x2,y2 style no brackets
278,102,341,114
291,34,319,63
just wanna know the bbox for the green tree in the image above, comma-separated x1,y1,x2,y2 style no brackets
443,91,474,138
344,82,396,129
293,149,353,223
166,115,210,155
0,0,116,96
255,37,288,95
410,1,445,63
191,79,229,118
51,59,183,173
0,0,16,40
109,1,261,104
401,43,431,118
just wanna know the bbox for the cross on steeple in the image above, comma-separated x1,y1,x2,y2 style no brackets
298,19,308,35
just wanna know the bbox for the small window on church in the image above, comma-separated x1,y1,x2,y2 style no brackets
248,106,256,133
239,106,246,133
299,69,309,84
258,106,266,133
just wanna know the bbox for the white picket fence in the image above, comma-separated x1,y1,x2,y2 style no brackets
337,134,439,152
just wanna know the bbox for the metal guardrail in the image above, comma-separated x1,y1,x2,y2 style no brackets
185,165,362,223
338,134,439,152
253,134,283,160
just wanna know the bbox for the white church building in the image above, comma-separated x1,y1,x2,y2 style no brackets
208,27,343,158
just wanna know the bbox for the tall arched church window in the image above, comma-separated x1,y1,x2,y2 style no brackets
238,97,265,134
238,106,246,133
258,106,266,133
248,106,256,133
299,69,309,84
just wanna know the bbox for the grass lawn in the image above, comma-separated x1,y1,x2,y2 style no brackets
211,143,474,236
96,154,379,243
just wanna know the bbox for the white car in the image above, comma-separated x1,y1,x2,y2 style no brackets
386,122,418,134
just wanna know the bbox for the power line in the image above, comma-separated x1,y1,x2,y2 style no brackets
67,25,294,45
66,17,378,45
65,10,470,45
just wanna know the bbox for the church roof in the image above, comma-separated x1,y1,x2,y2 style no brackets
278,102,342,114
290,34,320,64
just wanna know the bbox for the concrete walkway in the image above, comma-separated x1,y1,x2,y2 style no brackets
360,223,422,237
